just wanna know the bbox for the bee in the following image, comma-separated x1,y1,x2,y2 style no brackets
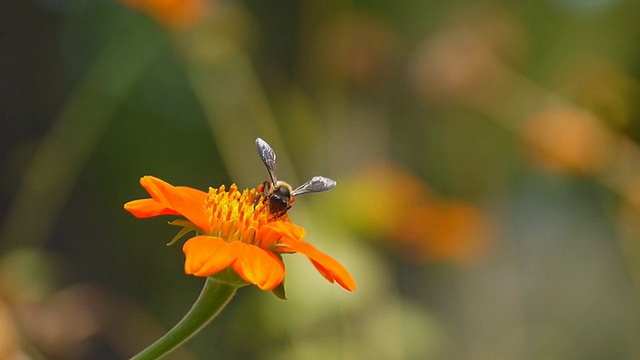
255,137,337,217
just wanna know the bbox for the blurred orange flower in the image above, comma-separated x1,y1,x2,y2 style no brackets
524,107,614,174
118,0,212,30
332,163,494,264
124,176,355,292
397,202,494,264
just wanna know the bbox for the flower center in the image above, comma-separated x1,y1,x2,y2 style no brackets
205,184,283,245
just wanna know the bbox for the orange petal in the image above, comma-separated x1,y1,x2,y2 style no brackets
257,221,306,248
276,240,356,291
124,199,180,218
183,236,238,277
177,186,208,204
277,222,306,240
139,176,211,231
231,243,285,291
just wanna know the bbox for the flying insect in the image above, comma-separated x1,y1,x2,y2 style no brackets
255,138,336,217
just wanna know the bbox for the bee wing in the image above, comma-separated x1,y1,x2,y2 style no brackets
292,176,337,196
255,138,278,185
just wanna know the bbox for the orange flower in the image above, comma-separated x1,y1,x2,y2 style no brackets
124,176,355,292
397,203,494,264
524,107,614,174
118,0,212,30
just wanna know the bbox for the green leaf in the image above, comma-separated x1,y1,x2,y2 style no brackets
166,220,197,246
271,280,287,300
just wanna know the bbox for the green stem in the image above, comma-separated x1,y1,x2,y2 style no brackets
131,278,238,360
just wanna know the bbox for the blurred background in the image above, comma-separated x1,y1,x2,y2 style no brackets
3,0,640,359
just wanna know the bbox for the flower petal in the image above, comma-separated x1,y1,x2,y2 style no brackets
183,236,237,277
124,199,181,218
232,243,285,291
138,176,211,231
257,221,306,248
276,240,356,291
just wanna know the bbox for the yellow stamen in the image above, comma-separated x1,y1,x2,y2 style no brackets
204,184,286,245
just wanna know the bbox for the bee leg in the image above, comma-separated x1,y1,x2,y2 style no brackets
254,181,270,206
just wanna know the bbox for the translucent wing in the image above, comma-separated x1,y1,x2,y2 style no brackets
255,138,278,185
292,176,337,196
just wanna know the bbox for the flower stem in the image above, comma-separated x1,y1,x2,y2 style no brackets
131,278,238,360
